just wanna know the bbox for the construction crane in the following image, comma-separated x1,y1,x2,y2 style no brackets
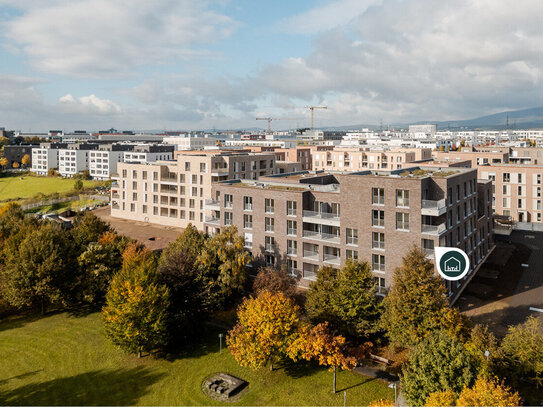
255,117,300,134
305,106,327,130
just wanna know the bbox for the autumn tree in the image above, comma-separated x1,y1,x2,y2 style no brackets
71,212,111,250
307,260,381,340
465,324,502,378
502,316,543,388
381,246,464,348
227,291,299,371
102,244,170,357
369,399,395,407
197,226,251,307
21,154,31,167
424,389,457,407
0,157,8,168
401,330,475,406
456,377,521,406
288,322,357,393
0,223,78,314
252,265,298,300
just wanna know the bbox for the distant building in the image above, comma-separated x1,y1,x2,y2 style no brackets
3,145,34,167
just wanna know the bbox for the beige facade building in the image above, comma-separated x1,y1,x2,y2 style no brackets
111,151,277,230
205,166,494,302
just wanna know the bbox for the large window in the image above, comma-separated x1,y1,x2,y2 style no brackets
243,214,252,229
372,232,385,249
372,210,385,227
396,212,410,230
287,200,297,216
287,259,298,275
287,239,297,255
503,172,510,182
287,220,297,236
372,187,384,205
265,198,274,213
396,189,410,207
265,217,275,232
265,236,275,252
244,196,253,211
372,254,385,272
224,194,233,209
224,212,232,226
346,228,358,245
346,249,358,260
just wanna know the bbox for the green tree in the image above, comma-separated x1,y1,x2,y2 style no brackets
0,223,78,314
74,179,83,191
197,226,251,308
502,316,543,388
71,212,111,250
401,331,475,406
227,291,299,370
465,324,502,378
158,223,206,264
102,244,170,357
307,260,381,339
381,246,459,348
252,265,298,300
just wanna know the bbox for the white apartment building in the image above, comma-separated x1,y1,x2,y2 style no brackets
163,135,217,150
89,150,125,180
123,149,173,163
31,147,60,175
58,149,91,177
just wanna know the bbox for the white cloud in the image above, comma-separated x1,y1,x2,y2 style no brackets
58,94,122,115
3,0,236,78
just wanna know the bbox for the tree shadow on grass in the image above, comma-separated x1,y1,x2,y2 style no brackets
0,312,44,333
337,376,377,393
163,324,224,362
282,360,320,379
0,367,165,406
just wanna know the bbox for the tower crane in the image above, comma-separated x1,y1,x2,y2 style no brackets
305,105,327,130
255,117,300,134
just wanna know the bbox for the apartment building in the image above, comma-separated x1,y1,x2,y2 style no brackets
244,145,333,171
433,147,509,167
163,135,217,150
111,151,278,231
312,147,432,171
58,144,98,177
206,167,494,302
31,143,68,175
123,145,174,163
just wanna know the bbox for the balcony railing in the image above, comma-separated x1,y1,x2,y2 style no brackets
421,222,447,235
302,210,340,224
204,199,220,210
303,250,319,261
421,199,447,216
204,216,220,225
323,253,340,265
302,230,340,243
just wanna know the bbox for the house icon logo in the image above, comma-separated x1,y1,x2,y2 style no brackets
435,247,470,281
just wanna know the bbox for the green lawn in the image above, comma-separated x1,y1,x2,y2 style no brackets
0,312,393,406
0,173,100,202
24,199,104,215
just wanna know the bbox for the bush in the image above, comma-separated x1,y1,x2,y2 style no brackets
253,266,298,300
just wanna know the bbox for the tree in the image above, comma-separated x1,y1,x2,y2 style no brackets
0,223,77,314
288,322,357,393
456,377,521,406
71,212,111,250
74,179,83,191
465,324,502,377
21,154,31,167
305,266,338,325
158,223,206,263
0,157,8,168
502,316,543,388
197,226,251,307
0,136,10,147
47,168,57,177
253,265,298,300
102,244,170,357
424,389,457,407
381,246,459,348
227,291,299,370
369,399,395,407
12,161,19,169
400,331,475,406
0,203,26,245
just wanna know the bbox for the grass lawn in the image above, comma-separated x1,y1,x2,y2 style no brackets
0,173,100,202
24,198,105,215
0,312,393,406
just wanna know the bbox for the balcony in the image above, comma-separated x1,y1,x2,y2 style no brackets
423,248,435,259
323,253,341,266
421,222,447,236
302,210,340,226
204,216,220,225
421,199,447,216
204,199,220,210
303,250,320,261
303,230,340,244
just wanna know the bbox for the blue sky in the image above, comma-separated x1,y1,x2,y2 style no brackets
1,0,543,131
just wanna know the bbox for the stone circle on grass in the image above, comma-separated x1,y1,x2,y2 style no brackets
202,373,248,402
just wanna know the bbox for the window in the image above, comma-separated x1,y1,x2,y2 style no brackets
372,210,384,227
191,174,198,184
372,187,384,205
518,173,523,183
224,212,232,226
244,196,253,211
265,198,274,213
224,194,233,208
396,212,410,230
265,236,275,252
372,254,385,272
346,228,358,245
287,220,297,235
244,232,252,248
185,162,191,171
374,277,386,295
287,239,297,255
372,232,385,249
346,249,358,260
130,203,136,212
503,173,510,182
265,254,276,266
243,214,252,229
265,217,275,232
287,200,297,216
200,162,206,172
287,259,298,275
396,189,410,207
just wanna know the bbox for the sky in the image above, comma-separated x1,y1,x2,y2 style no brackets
1,0,543,132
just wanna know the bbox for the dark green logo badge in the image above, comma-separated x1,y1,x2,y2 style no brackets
435,247,470,281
